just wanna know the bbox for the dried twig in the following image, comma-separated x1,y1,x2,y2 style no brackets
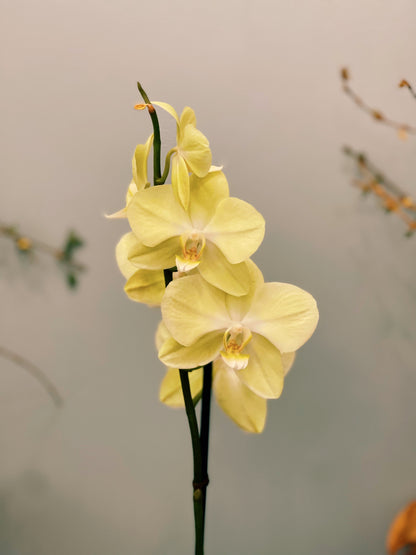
399,79,416,99
343,146,416,235
341,68,416,138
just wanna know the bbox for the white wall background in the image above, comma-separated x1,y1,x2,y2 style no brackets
1,0,415,553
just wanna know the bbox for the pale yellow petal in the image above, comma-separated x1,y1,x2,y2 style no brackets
128,236,179,270
127,184,191,246
198,242,250,296
179,125,212,177
238,334,285,399
155,321,170,351
282,352,296,375
106,206,128,219
244,283,319,353
188,171,229,229
213,360,266,433
124,269,165,306
208,165,224,172
158,332,223,369
225,260,264,321
161,274,229,346
151,101,179,123
105,181,137,219
171,153,190,209
179,106,196,130
159,368,203,408
132,134,153,189
125,181,139,204
203,197,265,263
116,232,141,279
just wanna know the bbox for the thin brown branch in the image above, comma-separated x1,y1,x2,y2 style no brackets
399,79,416,99
340,68,416,137
343,146,416,235
0,345,63,407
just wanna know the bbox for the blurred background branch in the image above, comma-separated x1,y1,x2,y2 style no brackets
1,223,87,406
341,68,416,235
343,146,416,236
341,67,416,139
0,345,63,407
0,224,86,289
399,79,416,100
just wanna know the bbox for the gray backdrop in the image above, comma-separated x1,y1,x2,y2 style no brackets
1,0,415,553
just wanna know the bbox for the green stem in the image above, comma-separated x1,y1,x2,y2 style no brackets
136,82,161,184
180,369,205,555
139,84,208,554
155,149,176,185
200,362,213,537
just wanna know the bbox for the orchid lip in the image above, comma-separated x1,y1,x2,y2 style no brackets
220,324,252,370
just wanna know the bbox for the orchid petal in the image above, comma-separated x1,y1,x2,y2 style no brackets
282,352,296,375
124,269,165,306
127,184,191,247
198,242,250,296
225,260,264,321
179,106,197,130
179,125,212,177
106,207,128,219
161,275,229,346
244,283,319,353
105,182,137,219
132,134,153,189
203,197,265,263
116,232,141,279
159,332,223,369
155,321,170,351
188,171,229,229
171,153,190,209
159,368,203,408
151,101,179,123
238,334,285,399
213,360,266,433
128,236,178,270
208,165,223,172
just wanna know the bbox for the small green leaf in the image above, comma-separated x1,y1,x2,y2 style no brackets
66,273,78,289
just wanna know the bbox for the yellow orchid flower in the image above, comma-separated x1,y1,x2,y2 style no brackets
126,171,265,296
116,232,165,306
157,321,295,433
158,263,318,400
152,102,212,209
107,134,153,218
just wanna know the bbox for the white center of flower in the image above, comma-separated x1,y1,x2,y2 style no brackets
220,324,252,371
176,230,206,272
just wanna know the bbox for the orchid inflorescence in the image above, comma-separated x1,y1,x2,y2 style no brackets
109,83,318,554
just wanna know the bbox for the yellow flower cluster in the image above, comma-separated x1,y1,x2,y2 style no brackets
110,101,319,433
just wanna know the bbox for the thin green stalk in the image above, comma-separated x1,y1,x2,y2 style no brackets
200,362,213,537
156,148,176,185
136,82,161,184
139,82,208,554
180,369,205,555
